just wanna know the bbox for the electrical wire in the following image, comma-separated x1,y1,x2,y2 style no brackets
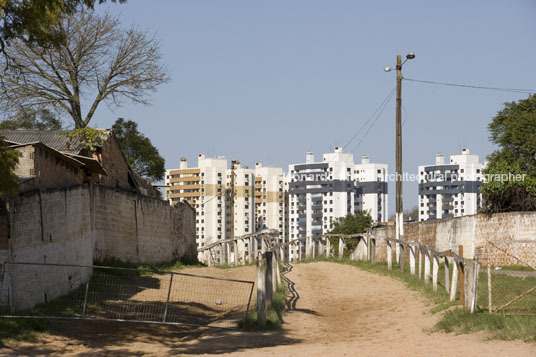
350,88,395,154
404,78,536,94
342,87,396,150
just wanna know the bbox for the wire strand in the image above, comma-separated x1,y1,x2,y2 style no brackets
404,78,536,94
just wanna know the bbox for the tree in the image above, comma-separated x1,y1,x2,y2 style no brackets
0,108,62,130
0,9,169,129
0,0,125,52
481,94,536,213
329,211,373,256
112,118,165,182
0,139,20,197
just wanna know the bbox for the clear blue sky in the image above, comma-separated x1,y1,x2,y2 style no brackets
92,0,536,214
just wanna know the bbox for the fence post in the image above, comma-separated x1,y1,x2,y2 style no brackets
306,236,311,259
409,245,416,275
226,242,231,265
162,274,173,322
387,239,392,271
463,258,478,312
82,281,89,317
487,245,492,313
371,237,376,264
418,245,423,279
424,247,431,284
325,237,330,258
266,251,273,307
319,238,324,258
444,257,450,294
233,240,238,265
271,249,277,292
299,240,304,261
450,259,458,302
256,251,267,327
459,245,465,307
366,231,371,261
399,243,405,272
432,253,439,291
338,237,344,259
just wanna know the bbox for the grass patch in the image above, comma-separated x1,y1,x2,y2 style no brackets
240,285,287,330
93,256,202,272
0,318,49,343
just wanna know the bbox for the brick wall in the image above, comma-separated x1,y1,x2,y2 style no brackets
96,136,131,190
371,212,536,266
0,184,196,311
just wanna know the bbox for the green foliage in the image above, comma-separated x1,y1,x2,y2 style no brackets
60,127,109,152
0,0,125,47
241,285,287,330
0,318,48,343
112,118,165,182
328,211,372,254
0,108,62,130
482,94,536,212
0,138,20,197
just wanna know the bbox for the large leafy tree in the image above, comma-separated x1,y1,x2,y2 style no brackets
112,118,165,182
481,94,536,212
0,9,169,129
0,108,62,130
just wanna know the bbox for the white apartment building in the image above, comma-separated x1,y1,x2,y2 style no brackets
254,163,288,243
418,148,483,221
288,147,388,243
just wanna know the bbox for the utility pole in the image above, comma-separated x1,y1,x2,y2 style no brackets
230,160,239,240
395,54,403,258
385,52,414,263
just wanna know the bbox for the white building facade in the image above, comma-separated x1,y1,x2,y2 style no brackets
418,148,483,221
288,147,388,243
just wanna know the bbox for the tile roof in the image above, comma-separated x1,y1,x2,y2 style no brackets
0,130,91,154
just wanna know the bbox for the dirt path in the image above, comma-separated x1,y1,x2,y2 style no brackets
2,262,535,356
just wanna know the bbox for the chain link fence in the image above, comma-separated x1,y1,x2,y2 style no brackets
0,262,254,329
484,240,536,315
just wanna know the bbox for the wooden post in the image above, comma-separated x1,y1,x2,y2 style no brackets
432,253,439,291
424,248,431,284
487,245,492,313
265,251,273,308
450,259,458,302
399,243,405,272
409,245,416,275
418,245,423,279
387,239,392,270
371,237,376,264
459,245,464,307
338,237,344,259
444,257,450,294
256,251,267,327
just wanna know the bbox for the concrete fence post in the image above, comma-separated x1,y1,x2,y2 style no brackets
319,239,324,258
325,238,330,258
265,251,273,308
424,248,431,284
444,257,450,294
459,245,465,307
233,240,238,265
240,239,246,265
399,243,405,272
463,259,479,312
387,239,392,271
366,231,371,261
418,245,423,279
256,251,267,327
306,236,311,259
450,259,458,302
432,253,439,292
226,242,231,266
338,238,344,259
271,249,278,292
298,240,303,261
409,245,416,275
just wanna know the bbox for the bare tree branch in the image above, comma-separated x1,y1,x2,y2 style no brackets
0,9,169,128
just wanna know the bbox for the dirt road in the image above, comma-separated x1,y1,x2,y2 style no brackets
2,262,535,356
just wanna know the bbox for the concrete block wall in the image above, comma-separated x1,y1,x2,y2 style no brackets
0,184,196,311
372,212,536,266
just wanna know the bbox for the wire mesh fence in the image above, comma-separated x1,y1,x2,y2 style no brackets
0,262,254,329
485,240,536,315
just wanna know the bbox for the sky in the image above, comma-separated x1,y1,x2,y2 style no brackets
89,0,536,214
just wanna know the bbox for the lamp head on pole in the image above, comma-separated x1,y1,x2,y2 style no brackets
406,52,415,60
384,66,393,72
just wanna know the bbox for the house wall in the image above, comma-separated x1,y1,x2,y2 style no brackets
95,136,131,191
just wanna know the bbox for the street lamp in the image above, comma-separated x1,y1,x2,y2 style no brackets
385,52,415,268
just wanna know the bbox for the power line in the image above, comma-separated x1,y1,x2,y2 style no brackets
350,88,395,154
404,78,536,94
343,87,396,150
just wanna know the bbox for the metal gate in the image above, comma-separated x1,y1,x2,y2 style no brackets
0,262,254,329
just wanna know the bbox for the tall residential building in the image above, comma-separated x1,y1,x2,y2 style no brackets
254,163,288,243
418,148,483,221
165,155,256,251
288,147,388,242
